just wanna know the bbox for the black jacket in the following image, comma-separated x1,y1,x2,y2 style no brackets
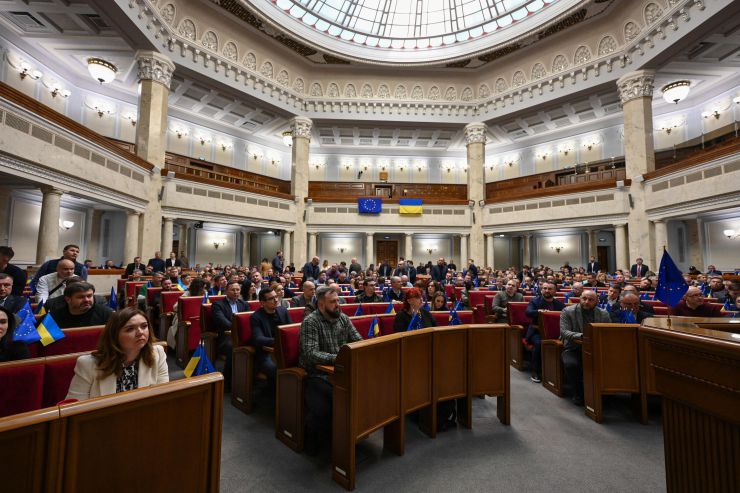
393,310,436,333
125,262,146,277
586,261,601,274
302,262,320,281
431,264,448,282
211,297,249,338
0,263,27,296
250,307,291,351
0,295,26,314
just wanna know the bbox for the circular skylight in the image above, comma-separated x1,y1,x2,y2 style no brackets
257,0,575,64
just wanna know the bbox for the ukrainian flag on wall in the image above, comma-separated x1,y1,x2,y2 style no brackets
399,198,423,215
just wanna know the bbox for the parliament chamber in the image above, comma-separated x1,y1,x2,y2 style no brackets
0,0,739,491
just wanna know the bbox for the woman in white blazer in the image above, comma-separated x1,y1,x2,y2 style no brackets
66,307,169,400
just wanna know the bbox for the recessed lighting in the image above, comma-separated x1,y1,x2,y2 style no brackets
384,235,390,239
498,234,505,237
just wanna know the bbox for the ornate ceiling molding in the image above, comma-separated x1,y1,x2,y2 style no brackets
125,0,708,121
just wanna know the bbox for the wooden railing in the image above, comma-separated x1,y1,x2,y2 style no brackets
308,181,469,205
0,82,154,171
645,131,740,180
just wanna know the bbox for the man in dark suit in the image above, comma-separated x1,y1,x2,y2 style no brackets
466,259,479,282
406,260,417,285
211,281,249,389
271,251,284,274
391,260,408,278
431,258,448,282
164,251,181,269
0,273,25,313
586,256,600,274
524,282,565,384
0,246,27,296
609,292,652,324
124,256,146,278
250,287,291,398
147,251,166,273
302,256,320,281
377,261,392,278
630,257,649,278
387,277,405,302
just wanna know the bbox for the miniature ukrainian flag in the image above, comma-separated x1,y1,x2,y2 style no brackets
367,317,380,338
36,313,65,346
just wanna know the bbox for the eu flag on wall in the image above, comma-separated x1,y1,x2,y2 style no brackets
654,249,688,307
358,198,382,214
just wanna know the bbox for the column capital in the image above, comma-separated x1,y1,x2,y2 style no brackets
460,233,469,237
39,185,64,196
463,122,487,145
484,232,493,237
616,69,656,104
162,216,174,223
651,219,665,224
290,116,313,141
126,210,141,217
135,50,176,89
405,232,413,237
613,223,628,228
366,232,374,237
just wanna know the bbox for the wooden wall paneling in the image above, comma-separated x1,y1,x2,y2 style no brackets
468,325,510,426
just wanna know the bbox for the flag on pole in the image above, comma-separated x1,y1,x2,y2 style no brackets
453,300,463,311
448,307,462,326
654,249,689,307
385,301,396,314
367,317,380,338
34,299,46,316
354,304,364,316
13,302,38,344
184,342,215,377
721,299,731,312
108,287,117,310
36,313,65,346
406,312,422,331
202,291,210,305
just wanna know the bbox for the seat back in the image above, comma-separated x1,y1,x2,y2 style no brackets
539,311,562,339
179,296,205,350
116,278,127,294
39,326,104,357
467,291,489,308
430,310,474,327
125,281,147,305
42,353,81,407
232,312,253,347
248,300,261,311
351,316,375,339
199,296,225,334
0,358,46,417
160,290,183,314
145,287,162,307
568,297,580,304
276,324,302,368
507,302,530,326
287,307,304,323
340,303,362,316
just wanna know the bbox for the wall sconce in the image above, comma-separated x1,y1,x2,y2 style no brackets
344,162,352,171
701,110,721,120
282,130,293,147
250,148,263,160
478,199,485,207
723,229,739,239
558,144,573,156
550,244,566,254
171,126,188,139
270,156,280,166
18,62,42,81
43,80,71,99
213,239,226,249
582,137,600,151
337,247,346,254
537,151,550,161
197,135,211,146
121,112,137,126
426,247,436,255
59,220,75,230
460,164,468,173
219,142,232,152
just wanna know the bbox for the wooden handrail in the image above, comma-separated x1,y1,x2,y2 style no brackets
644,134,740,180
486,179,629,204
0,81,154,171
161,169,295,201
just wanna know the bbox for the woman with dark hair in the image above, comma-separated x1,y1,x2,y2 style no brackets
0,306,30,362
66,307,168,400
430,292,448,312
393,288,436,333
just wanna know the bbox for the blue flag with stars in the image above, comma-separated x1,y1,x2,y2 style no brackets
448,308,462,326
406,312,422,331
13,301,38,344
358,198,382,214
654,249,688,307
354,304,364,316
108,287,117,310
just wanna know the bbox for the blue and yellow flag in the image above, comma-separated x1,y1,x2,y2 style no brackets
399,198,423,215
108,287,117,310
453,300,463,312
184,342,215,377
621,309,637,324
367,317,380,338
34,299,46,316
36,313,65,346
358,198,382,214
721,299,731,312
448,308,462,326
406,312,422,331
176,279,186,291
354,304,364,316
13,302,38,344
385,301,396,314
202,291,210,305
654,249,688,307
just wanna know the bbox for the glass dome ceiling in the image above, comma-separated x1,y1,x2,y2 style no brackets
253,0,579,64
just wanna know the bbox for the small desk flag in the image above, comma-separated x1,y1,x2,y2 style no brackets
202,292,210,305
385,301,396,314
108,287,117,310
36,313,65,346
448,308,462,326
406,312,422,331
13,302,38,344
354,304,364,316
184,342,215,377
367,317,380,338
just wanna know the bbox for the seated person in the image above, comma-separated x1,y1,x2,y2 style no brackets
250,287,291,398
354,280,382,303
291,280,316,307
43,277,105,313
387,276,405,302
393,288,436,332
51,282,113,328
707,276,728,303
299,285,362,455
0,273,25,314
560,291,611,406
430,292,448,311
271,282,291,309
525,282,565,384
210,274,228,296
621,285,655,314
639,277,655,292
609,293,652,324
36,259,76,303
212,281,249,389
329,283,347,304
567,282,584,298
670,287,723,317
66,307,168,400
0,305,30,362
600,284,622,311
491,280,524,323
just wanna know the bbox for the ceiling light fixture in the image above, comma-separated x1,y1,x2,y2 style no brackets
661,80,690,105
87,58,118,84
282,130,293,147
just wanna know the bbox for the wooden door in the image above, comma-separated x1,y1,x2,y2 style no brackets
376,241,398,266
597,246,609,274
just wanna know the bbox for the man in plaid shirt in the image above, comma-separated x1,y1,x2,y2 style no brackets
299,285,361,455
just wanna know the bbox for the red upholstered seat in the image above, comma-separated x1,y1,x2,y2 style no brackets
568,297,580,304
248,300,261,311
467,290,489,308
279,324,301,367
145,287,162,307
179,296,205,350
201,303,215,334
653,306,669,315
378,315,396,335
642,300,665,307
160,291,183,314
508,302,531,326
42,356,79,407
540,311,562,339
40,326,103,357
430,310,473,327
125,281,147,306
287,307,304,323
352,316,374,339
233,312,252,347
0,362,45,417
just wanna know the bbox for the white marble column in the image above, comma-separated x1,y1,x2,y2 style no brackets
86,209,104,264
282,230,292,267
404,233,413,261
161,217,174,256
242,231,251,267
614,224,629,272
653,219,668,270
486,233,495,270
617,70,656,270
464,122,486,266
290,117,312,267
178,224,188,256
36,186,63,264
459,234,469,270
686,219,704,271
0,188,12,244
134,51,175,258
123,211,140,264
366,233,374,268
522,235,531,267
588,229,598,259
308,232,317,259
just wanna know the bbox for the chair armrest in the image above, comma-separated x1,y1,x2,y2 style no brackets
264,346,274,353
315,364,334,375
277,367,307,380
234,345,256,355
541,339,563,347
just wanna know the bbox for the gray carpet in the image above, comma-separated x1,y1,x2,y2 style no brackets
207,361,666,493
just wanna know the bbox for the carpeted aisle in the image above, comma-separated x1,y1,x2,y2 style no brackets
216,366,665,492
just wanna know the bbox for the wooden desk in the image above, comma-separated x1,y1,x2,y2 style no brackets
640,318,740,492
